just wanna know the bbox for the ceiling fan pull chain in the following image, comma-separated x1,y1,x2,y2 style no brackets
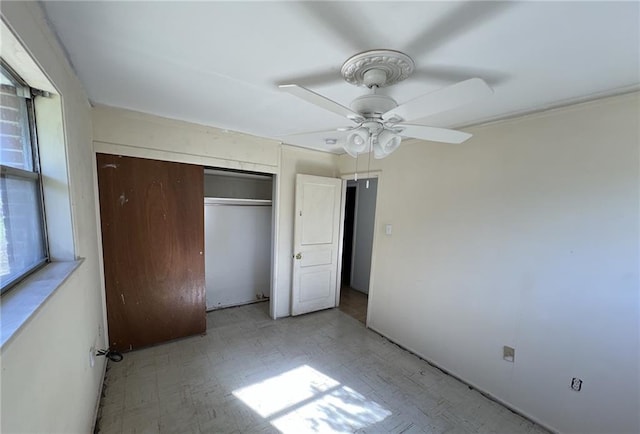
354,151,358,181
366,136,373,188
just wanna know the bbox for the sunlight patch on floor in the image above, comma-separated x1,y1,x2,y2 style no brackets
233,365,391,433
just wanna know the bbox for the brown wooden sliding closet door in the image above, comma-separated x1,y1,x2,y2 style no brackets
97,153,205,351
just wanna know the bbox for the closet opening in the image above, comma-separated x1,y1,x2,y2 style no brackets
203,167,274,316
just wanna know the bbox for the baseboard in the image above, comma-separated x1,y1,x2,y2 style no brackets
91,358,108,433
350,287,369,295
206,297,269,312
366,324,559,434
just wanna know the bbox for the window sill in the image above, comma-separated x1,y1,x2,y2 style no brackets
0,259,84,349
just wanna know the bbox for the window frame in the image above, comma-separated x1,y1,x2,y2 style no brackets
0,60,50,294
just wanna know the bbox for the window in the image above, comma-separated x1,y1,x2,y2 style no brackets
0,61,48,293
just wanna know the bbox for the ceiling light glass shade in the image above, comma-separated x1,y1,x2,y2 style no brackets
372,141,386,159
374,129,402,159
344,128,369,157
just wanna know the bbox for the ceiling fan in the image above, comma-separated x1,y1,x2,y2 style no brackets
279,49,493,159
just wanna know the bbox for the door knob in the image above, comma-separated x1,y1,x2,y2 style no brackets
295,252,302,260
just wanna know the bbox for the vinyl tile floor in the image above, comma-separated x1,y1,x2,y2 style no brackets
96,302,549,434
338,286,368,324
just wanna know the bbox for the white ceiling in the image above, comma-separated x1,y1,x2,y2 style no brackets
41,1,639,153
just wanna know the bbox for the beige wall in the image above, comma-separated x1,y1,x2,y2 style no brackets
339,92,640,434
91,107,338,318
92,105,280,172
0,2,106,432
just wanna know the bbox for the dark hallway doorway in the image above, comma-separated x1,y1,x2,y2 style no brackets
340,178,377,324
341,185,357,286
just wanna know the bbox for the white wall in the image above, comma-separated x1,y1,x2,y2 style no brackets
204,173,272,199
350,178,378,294
339,92,640,434
0,2,107,433
204,203,272,309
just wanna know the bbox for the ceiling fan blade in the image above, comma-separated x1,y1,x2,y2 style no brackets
403,2,513,58
296,2,371,52
396,124,472,144
412,66,509,87
279,127,345,138
279,84,364,122
277,128,349,153
275,69,343,88
383,78,493,123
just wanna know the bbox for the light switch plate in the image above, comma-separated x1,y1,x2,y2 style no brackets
503,345,515,362
385,224,392,235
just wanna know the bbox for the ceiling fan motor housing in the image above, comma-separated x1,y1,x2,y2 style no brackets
350,94,397,117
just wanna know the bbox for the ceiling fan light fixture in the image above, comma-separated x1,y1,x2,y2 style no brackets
344,128,369,157
372,141,386,159
374,129,402,159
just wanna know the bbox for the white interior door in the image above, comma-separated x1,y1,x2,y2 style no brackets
292,174,342,316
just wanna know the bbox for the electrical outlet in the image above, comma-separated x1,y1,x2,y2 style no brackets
89,346,96,368
503,346,515,362
571,377,582,391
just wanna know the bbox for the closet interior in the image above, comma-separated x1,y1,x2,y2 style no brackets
203,168,273,311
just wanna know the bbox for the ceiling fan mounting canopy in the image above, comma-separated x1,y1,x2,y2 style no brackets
341,49,415,88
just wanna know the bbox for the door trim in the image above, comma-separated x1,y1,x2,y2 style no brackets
349,183,360,289
270,173,280,320
338,170,382,327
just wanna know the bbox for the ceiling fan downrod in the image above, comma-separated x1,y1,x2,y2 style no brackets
362,69,388,88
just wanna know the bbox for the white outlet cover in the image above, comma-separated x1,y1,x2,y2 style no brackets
571,377,583,391
89,347,95,368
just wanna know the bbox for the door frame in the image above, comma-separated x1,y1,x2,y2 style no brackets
270,173,280,320
336,170,382,327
